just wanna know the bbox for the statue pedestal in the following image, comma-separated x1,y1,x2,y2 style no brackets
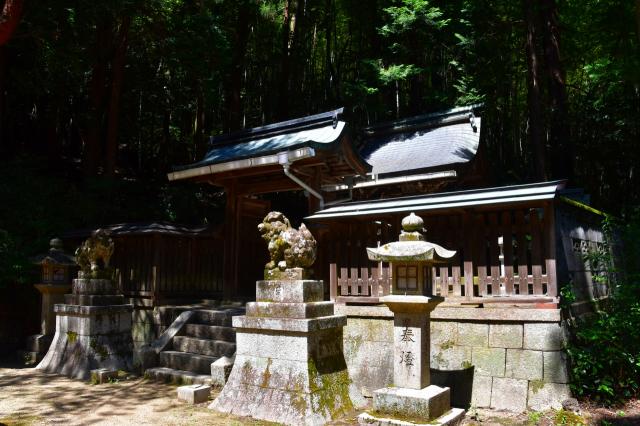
210,279,352,426
21,284,71,364
358,295,464,426
36,279,133,380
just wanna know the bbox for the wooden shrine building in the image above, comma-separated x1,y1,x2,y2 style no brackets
168,106,607,308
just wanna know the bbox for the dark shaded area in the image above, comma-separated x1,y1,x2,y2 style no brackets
430,366,474,409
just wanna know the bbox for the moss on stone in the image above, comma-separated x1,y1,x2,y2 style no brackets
529,379,545,394
261,358,272,388
66,331,78,343
89,338,109,361
440,339,455,350
307,356,353,419
554,409,587,425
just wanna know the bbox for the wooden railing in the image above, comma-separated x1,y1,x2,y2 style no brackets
329,264,392,303
327,207,559,304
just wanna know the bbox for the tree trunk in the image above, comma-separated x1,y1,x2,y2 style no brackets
224,3,252,132
0,0,23,46
277,0,293,120
84,20,113,176
542,0,571,181
524,0,547,181
636,0,640,44
0,46,5,155
105,16,131,177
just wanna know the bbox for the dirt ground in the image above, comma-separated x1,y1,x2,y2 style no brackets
1,365,639,426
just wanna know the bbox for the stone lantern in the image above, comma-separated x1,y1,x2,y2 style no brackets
23,238,77,363
368,213,456,296
359,213,464,425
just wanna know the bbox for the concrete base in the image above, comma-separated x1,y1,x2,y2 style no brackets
373,385,450,420
210,279,352,426
211,355,235,386
36,279,134,380
358,408,465,426
178,384,211,404
36,304,134,379
90,368,119,384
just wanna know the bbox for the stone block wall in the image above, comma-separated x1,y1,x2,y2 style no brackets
337,305,571,412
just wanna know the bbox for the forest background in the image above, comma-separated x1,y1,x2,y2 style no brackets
0,0,639,281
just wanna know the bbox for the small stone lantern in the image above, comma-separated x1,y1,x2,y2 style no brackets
359,213,464,425
23,238,77,362
36,238,77,285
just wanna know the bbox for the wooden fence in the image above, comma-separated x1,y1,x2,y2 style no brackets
326,205,558,303
113,233,224,304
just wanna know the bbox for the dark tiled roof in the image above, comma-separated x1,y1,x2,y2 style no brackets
360,105,481,177
62,222,215,238
173,108,346,172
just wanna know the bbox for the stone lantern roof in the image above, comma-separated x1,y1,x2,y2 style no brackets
31,238,76,266
366,213,456,263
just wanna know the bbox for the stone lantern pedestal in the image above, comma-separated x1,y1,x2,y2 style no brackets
22,284,71,363
358,295,464,425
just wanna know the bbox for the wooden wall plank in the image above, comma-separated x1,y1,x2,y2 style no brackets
530,209,544,295
502,211,515,295
515,210,529,295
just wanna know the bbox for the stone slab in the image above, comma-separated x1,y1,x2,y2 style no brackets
373,385,450,420
471,347,505,377
457,323,488,347
470,375,492,408
150,310,194,352
346,317,393,343
489,324,523,348
432,308,561,322
233,314,346,333
54,304,133,316
527,382,571,411
90,368,118,384
523,323,565,351
431,322,458,347
357,408,465,426
54,310,132,335
431,345,472,371
178,384,211,404
72,279,118,295
543,351,569,383
490,377,528,412
64,294,125,306
505,349,543,380
256,280,324,303
245,301,334,319
211,355,235,386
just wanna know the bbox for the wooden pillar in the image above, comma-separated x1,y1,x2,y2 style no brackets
223,181,239,300
545,202,558,298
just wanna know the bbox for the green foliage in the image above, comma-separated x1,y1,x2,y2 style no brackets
0,230,31,288
0,156,224,285
565,214,640,405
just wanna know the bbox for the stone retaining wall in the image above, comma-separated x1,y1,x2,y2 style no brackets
337,305,571,412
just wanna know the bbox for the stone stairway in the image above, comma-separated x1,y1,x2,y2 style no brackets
145,308,243,385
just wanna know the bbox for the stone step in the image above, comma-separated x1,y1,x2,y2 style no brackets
192,309,243,326
183,324,236,342
145,367,212,385
173,336,236,358
159,350,217,375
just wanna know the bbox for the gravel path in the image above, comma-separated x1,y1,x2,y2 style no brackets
0,367,275,425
